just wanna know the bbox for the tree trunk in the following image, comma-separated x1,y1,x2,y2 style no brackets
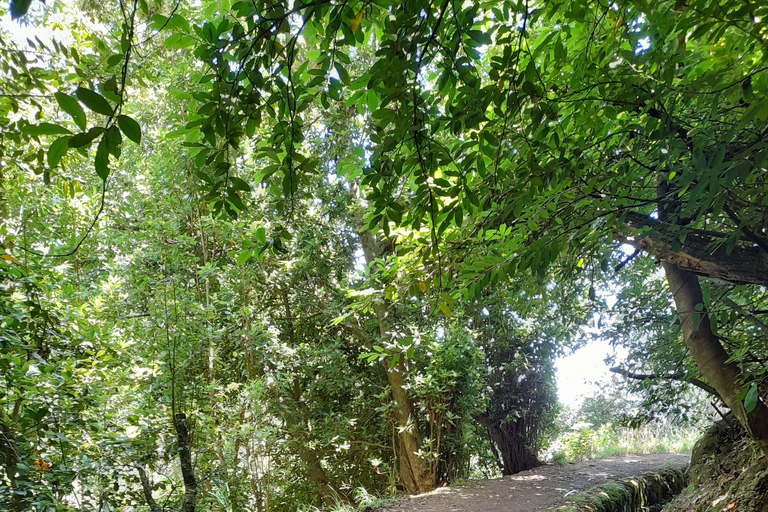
174,413,198,512
662,263,768,455
1,401,24,511
357,229,436,494
290,376,348,505
389,355,435,493
295,441,338,506
1,422,22,511
649,173,768,456
135,464,162,512
476,414,537,475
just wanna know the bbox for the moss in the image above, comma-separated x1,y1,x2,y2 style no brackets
551,466,688,512
665,420,768,512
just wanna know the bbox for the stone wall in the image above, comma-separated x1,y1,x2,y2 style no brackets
551,465,688,512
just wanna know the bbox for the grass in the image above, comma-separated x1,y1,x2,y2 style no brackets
548,421,700,463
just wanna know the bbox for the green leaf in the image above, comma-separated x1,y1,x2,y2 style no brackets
335,62,350,85
227,190,246,211
47,136,71,167
202,124,216,147
55,92,87,131
745,383,758,413
164,33,197,50
76,87,114,117
554,38,566,60
229,176,251,191
168,14,191,33
10,0,33,19
366,90,377,112
21,123,72,136
102,76,118,94
105,125,122,157
467,29,492,46
69,127,105,148
116,115,141,144
107,54,124,67
236,250,253,265
33,406,49,422
255,227,267,244
95,137,110,180
328,78,342,101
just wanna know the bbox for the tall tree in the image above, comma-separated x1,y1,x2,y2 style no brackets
6,0,768,506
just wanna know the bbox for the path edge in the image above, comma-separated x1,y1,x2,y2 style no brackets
550,464,689,512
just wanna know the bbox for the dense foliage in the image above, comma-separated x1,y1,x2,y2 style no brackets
2,0,768,509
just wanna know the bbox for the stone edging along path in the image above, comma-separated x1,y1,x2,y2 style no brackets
376,453,691,512
551,465,688,512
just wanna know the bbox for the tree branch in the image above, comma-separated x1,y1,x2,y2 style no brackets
620,211,768,286
721,297,768,336
135,464,162,512
610,366,721,400
722,202,768,254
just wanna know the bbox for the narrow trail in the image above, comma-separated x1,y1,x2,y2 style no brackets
377,453,690,512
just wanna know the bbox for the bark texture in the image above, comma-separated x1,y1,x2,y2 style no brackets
174,413,198,512
621,173,768,456
661,263,768,456
475,414,538,475
1,401,23,511
622,211,768,286
136,464,162,512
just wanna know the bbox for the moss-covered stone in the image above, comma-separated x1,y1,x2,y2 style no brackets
666,420,768,512
690,419,744,467
551,466,689,512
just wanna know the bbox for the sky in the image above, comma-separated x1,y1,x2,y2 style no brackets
556,339,616,407
555,281,630,407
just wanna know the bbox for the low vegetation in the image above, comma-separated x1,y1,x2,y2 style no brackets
549,378,707,464
551,422,700,464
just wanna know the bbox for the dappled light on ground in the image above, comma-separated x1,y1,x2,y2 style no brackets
377,453,689,512
509,474,548,481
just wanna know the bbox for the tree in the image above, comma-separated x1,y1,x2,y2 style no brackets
171,0,768,452
473,282,586,474
5,0,768,506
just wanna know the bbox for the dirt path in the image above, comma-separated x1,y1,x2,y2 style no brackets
377,453,690,512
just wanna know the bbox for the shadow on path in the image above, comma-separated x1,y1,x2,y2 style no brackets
377,453,690,512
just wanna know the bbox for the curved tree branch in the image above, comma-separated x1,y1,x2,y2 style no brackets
610,366,722,400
